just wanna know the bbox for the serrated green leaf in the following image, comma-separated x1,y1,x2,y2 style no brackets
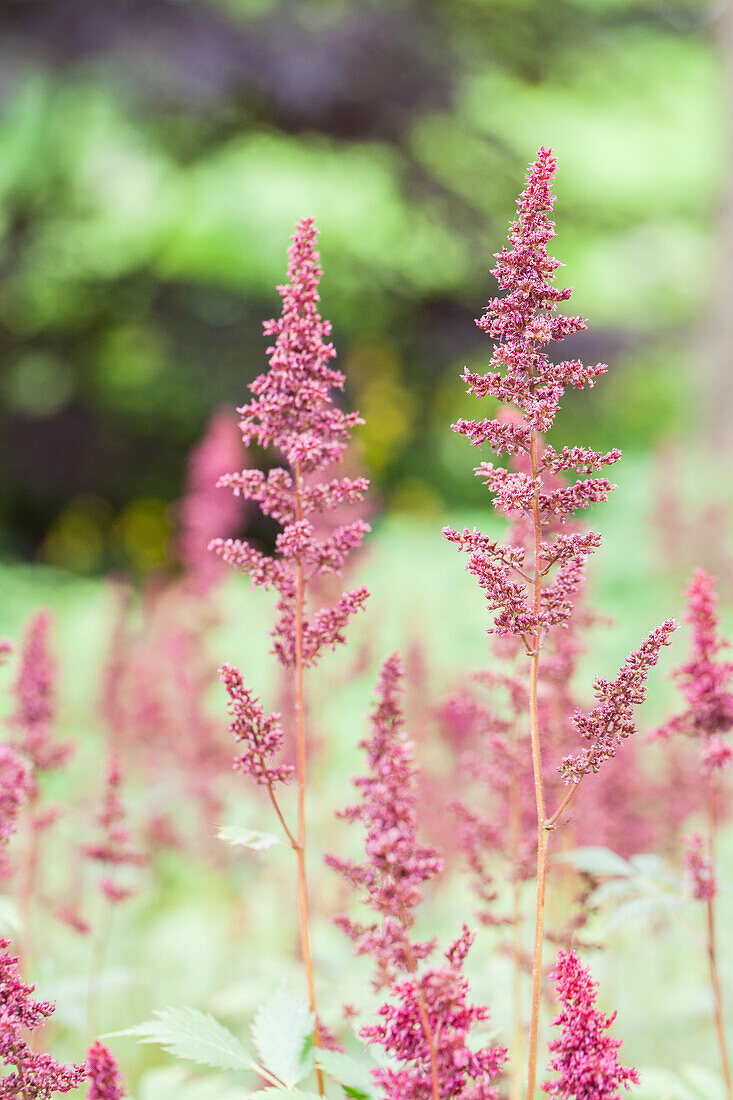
251,986,314,1089
315,1049,374,1099
109,1006,278,1085
555,846,633,878
217,825,283,850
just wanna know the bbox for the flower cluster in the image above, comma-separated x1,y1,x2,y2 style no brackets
220,663,293,787
657,569,733,772
330,657,506,1097
178,409,247,596
444,147,620,641
684,833,716,902
84,754,145,904
0,937,85,1099
210,217,369,674
7,611,71,774
0,746,31,879
327,654,443,987
362,928,507,1100
559,620,677,783
543,949,639,1098
86,1042,125,1100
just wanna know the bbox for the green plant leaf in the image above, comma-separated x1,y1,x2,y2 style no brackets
217,825,283,851
554,846,632,878
247,1091,322,1100
315,1049,374,1099
251,986,314,1089
110,1006,272,1081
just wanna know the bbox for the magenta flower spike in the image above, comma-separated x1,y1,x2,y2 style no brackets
0,746,31,879
657,569,733,766
543,950,638,1099
178,409,247,596
86,1042,125,1100
445,148,675,1096
210,218,369,1085
0,937,85,1099
327,654,444,988
330,657,507,1099
8,611,71,775
84,754,145,904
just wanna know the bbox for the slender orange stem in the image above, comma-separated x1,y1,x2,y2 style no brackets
293,461,325,1098
706,790,732,1100
510,766,524,1100
525,430,547,1100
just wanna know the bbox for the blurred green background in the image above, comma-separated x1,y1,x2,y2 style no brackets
0,3,733,1092
0,0,730,573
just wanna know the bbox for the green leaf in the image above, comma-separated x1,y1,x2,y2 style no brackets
251,986,314,1089
603,893,680,932
315,1050,374,1100
217,825,283,851
0,897,21,934
554,846,632,878
110,1006,267,1078
247,1091,322,1100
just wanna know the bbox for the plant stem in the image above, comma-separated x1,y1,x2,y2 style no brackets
706,789,732,1100
20,796,41,972
510,762,523,1100
525,430,547,1100
293,461,325,1098
87,902,113,1039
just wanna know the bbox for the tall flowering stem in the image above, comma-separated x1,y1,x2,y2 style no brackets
658,569,733,1097
446,148,674,1096
7,611,72,967
212,218,369,1094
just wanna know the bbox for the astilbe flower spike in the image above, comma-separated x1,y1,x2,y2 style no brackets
330,656,507,1100
558,621,676,785
543,949,638,1099
0,746,31,879
211,218,369,1091
0,936,85,1100
178,408,247,596
85,1042,125,1100
326,654,443,988
657,569,733,764
7,611,71,774
656,569,733,1096
445,148,675,1097
83,754,146,905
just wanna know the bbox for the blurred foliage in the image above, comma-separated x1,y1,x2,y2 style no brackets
0,0,725,568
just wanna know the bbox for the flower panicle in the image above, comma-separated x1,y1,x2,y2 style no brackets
8,611,72,773
559,619,677,783
656,569,733,770
84,754,146,904
543,949,639,1098
685,832,716,902
209,218,370,681
219,663,294,786
86,1042,125,1100
445,149,621,639
0,936,86,1099
0,746,32,879
361,927,507,1100
326,654,443,987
